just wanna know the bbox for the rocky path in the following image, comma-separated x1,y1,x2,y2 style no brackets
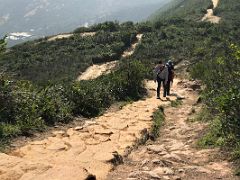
77,34,143,81
107,80,238,180
0,80,179,180
0,79,237,180
202,0,221,23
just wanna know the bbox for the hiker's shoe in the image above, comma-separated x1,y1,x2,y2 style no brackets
166,97,170,101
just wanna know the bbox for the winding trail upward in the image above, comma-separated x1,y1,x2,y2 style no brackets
77,34,143,81
202,0,221,23
48,32,96,42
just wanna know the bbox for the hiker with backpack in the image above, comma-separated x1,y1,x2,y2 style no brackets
166,60,175,96
154,60,169,100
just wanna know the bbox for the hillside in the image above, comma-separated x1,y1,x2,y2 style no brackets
149,0,212,21
0,0,240,179
0,22,137,84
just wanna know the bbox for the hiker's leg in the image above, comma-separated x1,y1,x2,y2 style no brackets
157,77,161,98
166,80,170,95
163,80,167,97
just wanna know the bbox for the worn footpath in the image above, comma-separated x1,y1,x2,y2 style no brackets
0,80,178,180
107,80,238,180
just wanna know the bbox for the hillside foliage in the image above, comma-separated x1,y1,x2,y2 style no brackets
0,22,137,85
0,59,146,141
0,0,239,166
149,0,212,22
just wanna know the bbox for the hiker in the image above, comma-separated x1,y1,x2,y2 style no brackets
154,60,169,100
166,60,175,96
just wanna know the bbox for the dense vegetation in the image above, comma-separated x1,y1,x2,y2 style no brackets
0,58,146,144
0,21,149,146
0,22,137,85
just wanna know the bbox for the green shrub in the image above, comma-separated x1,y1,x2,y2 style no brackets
70,60,147,117
0,80,45,136
136,22,153,33
0,123,21,138
197,117,226,147
194,107,213,122
192,45,240,141
109,60,147,100
70,80,113,117
170,99,182,107
38,85,73,125
150,106,165,140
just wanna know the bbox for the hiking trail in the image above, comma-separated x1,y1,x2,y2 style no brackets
0,80,178,180
107,80,237,180
0,30,237,180
202,0,221,23
47,32,96,42
77,34,143,81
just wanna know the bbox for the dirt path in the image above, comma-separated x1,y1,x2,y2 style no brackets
212,0,220,8
47,32,96,42
107,80,237,180
0,79,237,180
77,61,117,81
0,80,180,180
202,0,221,23
77,34,143,81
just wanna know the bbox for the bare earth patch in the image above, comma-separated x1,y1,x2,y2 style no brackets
47,32,96,42
107,80,237,180
202,0,221,23
77,61,117,81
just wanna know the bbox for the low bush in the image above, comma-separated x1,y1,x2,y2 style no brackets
38,85,73,125
150,106,165,140
192,45,240,167
0,79,45,137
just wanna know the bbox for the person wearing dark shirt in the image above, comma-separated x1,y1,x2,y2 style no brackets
166,60,175,96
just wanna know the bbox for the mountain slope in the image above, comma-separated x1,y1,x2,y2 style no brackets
149,0,212,21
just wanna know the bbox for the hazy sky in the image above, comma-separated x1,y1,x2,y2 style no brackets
0,0,172,45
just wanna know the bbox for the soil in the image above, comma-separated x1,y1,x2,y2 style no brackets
202,0,221,23
77,34,143,81
107,80,238,180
